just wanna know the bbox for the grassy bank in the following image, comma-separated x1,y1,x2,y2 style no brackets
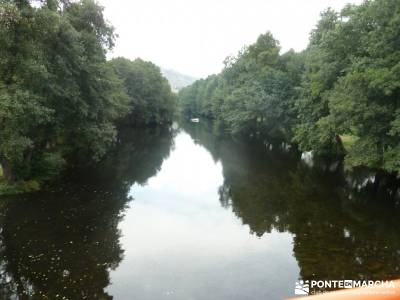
0,180,41,196
0,165,40,196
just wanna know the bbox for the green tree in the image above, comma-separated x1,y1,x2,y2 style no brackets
180,0,400,176
109,57,177,126
179,32,302,141
0,0,175,190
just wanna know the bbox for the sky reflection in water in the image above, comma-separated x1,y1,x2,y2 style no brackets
1,125,399,300
107,132,299,300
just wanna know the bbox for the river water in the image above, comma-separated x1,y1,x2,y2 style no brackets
0,122,399,300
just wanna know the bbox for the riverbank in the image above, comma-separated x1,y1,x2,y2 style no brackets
0,1,176,196
178,0,400,176
0,178,41,196
0,163,39,195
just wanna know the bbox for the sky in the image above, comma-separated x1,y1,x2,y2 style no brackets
99,0,363,78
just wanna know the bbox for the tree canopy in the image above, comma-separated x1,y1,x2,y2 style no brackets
179,0,400,175
109,57,177,126
0,0,176,191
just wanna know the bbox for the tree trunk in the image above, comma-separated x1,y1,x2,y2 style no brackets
0,156,14,182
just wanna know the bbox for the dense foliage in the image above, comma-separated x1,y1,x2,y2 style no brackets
180,33,304,141
0,0,176,190
179,0,400,175
109,57,177,126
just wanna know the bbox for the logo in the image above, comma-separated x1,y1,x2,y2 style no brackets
295,280,310,295
294,279,397,296
344,280,353,288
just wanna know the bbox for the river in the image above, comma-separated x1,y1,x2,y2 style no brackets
0,122,399,300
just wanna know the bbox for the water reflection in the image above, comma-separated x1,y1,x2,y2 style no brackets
0,128,175,299
0,123,399,299
107,131,299,300
183,121,400,290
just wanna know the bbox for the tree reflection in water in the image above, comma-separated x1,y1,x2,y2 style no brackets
183,121,400,289
0,127,175,300
1,122,399,298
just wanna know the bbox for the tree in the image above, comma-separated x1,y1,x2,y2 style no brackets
179,0,400,176
109,57,177,126
0,0,175,190
179,31,301,141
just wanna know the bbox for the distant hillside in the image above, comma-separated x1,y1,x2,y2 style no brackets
161,68,197,92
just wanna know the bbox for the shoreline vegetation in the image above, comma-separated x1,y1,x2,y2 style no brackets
1,0,399,196
178,0,400,181
0,0,176,195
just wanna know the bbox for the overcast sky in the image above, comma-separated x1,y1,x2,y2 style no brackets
98,0,363,78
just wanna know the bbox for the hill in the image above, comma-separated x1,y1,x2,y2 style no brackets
161,68,197,92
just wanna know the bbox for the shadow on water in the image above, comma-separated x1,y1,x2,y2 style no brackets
182,121,400,288
0,127,175,300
